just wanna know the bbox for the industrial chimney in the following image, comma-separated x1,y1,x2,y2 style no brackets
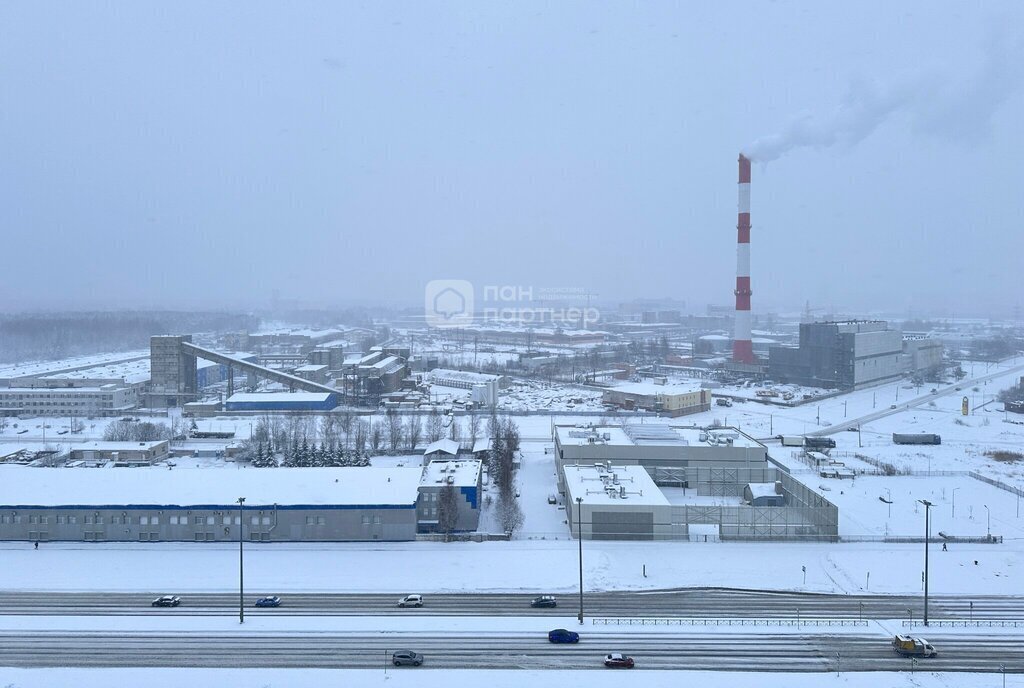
733,154,754,363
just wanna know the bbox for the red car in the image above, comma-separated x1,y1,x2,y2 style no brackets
604,653,635,668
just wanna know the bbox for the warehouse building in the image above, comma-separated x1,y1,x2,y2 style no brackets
554,423,769,487
224,392,338,412
767,321,940,390
417,458,483,533
601,381,711,416
0,466,422,542
554,423,837,541
68,440,170,466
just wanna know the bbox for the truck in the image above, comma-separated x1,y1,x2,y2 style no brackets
892,433,941,445
804,436,836,449
892,634,937,658
779,436,805,447
715,398,733,407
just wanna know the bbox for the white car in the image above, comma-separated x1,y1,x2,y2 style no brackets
397,594,424,608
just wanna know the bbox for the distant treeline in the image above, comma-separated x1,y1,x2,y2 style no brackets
0,311,260,364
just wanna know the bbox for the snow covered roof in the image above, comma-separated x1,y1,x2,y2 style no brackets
422,459,481,487
71,441,168,452
226,392,334,403
294,364,328,372
605,381,702,396
562,463,668,507
0,465,423,508
423,439,460,456
472,438,492,454
745,482,779,499
429,368,501,384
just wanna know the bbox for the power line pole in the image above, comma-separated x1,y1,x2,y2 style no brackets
919,499,933,626
238,496,246,624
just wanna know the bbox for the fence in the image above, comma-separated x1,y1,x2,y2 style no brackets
904,620,1024,628
593,617,867,627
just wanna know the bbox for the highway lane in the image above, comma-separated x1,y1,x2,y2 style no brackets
0,630,1020,672
809,361,1024,436
0,589,1021,620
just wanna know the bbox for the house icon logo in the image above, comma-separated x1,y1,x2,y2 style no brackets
425,280,474,328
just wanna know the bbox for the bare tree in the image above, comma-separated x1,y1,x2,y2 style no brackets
320,414,339,451
468,413,481,446
437,484,460,540
338,409,355,449
426,407,444,442
405,415,422,452
370,420,383,454
384,409,403,454
448,415,461,444
354,419,369,453
496,494,524,537
103,420,169,442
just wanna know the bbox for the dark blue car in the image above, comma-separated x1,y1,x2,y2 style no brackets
254,596,281,607
548,629,580,643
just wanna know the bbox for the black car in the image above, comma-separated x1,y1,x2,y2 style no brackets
531,595,557,608
254,596,281,607
151,595,181,607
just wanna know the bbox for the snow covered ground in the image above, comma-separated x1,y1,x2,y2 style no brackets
2,535,1021,595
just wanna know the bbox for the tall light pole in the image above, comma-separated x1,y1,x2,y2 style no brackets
576,496,584,625
238,496,245,624
919,499,933,626
985,504,991,539
952,488,960,519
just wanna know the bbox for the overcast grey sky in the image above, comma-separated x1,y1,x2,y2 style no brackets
1,1,1021,317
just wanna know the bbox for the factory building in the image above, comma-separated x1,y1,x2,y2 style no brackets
0,381,138,416
417,458,483,533
554,424,837,541
67,440,170,466
224,392,338,412
901,337,944,373
768,321,904,390
426,368,504,408
0,466,422,543
196,354,257,389
293,364,330,385
601,381,711,416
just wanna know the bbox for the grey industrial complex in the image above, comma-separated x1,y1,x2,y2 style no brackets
554,423,838,541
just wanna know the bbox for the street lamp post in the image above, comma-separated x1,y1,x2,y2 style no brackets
985,504,991,539
919,499,933,626
576,497,584,624
952,488,960,519
238,496,245,624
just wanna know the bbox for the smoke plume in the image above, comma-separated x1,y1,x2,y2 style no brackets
744,31,1023,163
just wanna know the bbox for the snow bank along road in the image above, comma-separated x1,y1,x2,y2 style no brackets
0,630,1021,672
2,589,1024,620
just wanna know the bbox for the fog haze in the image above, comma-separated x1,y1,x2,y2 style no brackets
1,2,1021,316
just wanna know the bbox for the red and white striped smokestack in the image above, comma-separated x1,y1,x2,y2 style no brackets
733,153,754,363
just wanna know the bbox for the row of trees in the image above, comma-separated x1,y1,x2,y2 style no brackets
237,408,493,461
248,440,371,468
103,419,175,442
488,415,524,536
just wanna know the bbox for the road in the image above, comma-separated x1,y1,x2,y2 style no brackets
0,630,1020,671
0,589,1022,620
808,361,1024,436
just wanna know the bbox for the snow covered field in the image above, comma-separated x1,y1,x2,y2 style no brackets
2,536,1021,595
